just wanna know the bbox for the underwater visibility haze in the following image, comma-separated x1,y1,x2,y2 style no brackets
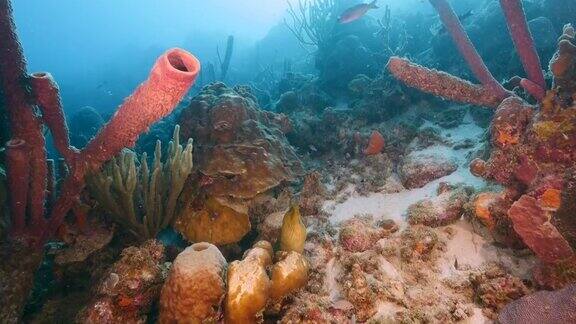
0,0,576,322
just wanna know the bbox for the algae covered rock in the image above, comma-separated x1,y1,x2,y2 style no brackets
159,242,227,323
399,151,458,189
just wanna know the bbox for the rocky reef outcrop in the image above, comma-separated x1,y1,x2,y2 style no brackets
175,83,303,245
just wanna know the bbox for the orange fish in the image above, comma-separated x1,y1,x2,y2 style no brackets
363,130,385,155
338,0,379,24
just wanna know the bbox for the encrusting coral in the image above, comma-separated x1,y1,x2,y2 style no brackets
159,242,227,323
87,125,193,239
498,284,576,323
77,240,166,323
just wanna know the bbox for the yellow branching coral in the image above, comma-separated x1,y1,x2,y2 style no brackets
87,125,193,239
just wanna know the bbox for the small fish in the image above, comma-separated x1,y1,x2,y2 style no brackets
433,10,474,35
338,0,379,24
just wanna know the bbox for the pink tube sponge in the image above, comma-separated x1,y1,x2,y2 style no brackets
48,48,200,236
499,0,546,91
5,139,30,233
80,48,200,169
31,72,78,164
429,0,509,100
387,57,504,108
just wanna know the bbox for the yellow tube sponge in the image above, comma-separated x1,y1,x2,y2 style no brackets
270,251,309,301
279,205,307,253
225,241,273,323
159,242,227,323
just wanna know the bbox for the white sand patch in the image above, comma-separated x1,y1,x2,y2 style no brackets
438,220,536,279
324,164,485,225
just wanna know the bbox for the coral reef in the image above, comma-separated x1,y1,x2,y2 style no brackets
0,1,200,321
159,242,227,323
77,240,165,323
175,83,302,245
387,0,576,287
87,125,193,239
2,39,199,248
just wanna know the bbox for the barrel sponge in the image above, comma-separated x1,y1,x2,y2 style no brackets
225,241,273,323
159,242,227,323
270,251,309,301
